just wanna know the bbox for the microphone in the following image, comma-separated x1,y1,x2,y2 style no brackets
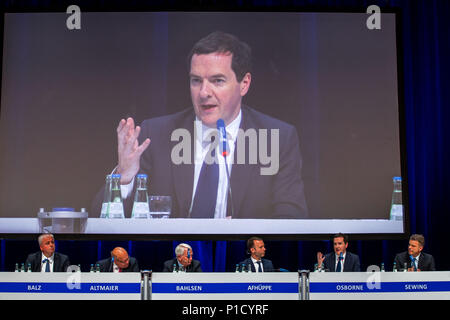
217,119,234,218
216,119,228,157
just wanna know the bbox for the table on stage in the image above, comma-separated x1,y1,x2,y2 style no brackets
1,271,450,300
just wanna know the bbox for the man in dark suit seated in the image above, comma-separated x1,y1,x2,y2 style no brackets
316,233,361,272
239,237,274,272
394,234,436,271
163,243,202,272
95,247,140,272
25,233,70,272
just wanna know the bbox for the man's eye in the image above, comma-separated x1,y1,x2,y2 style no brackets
213,79,225,84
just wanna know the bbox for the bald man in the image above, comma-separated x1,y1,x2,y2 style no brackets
95,247,140,272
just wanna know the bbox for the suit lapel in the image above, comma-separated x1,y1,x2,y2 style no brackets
171,112,196,217
53,253,59,272
343,253,351,272
330,254,336,272
230,107,256,218
417,254,424,270
36,252,43,272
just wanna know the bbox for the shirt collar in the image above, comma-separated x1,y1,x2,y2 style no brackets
195,109,242,145
42,253,54,263
335,252,346,260
113,262,121,272
251,257,262,264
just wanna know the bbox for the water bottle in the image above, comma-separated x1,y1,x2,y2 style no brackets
314,263,319,272
27,263,32,272
109,174,125,219
380,263,385,272
403,262,408,272
90,264,95,273
392,262,397,272
235,264,240,273
241,264,246,273
131,174,150,219
15,263,19,272
173,263,178,273
320,263,326,272
95,264,101,273
20,263,25,272
389,177,403,221
100,175,112,218
247,263,252,273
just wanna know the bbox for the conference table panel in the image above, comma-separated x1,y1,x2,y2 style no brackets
309,271,450,300
151,272,300,300
0,272,142,300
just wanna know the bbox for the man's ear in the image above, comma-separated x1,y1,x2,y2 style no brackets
239,72,251,97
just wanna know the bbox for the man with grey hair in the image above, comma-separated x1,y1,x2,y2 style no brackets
162,243,202,272
25,233,71,272
394,234,436,271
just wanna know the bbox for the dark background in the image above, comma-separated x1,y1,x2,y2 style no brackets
0,0,449,273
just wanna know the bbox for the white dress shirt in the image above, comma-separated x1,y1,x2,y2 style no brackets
112,262,121,273
335,252,346,272
190,111,241,219
412,253,421,269
251,257,264,272
41,253,54,272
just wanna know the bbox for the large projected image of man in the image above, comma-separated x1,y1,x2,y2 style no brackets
92,31,308,219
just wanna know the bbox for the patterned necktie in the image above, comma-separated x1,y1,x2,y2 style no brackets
43,258,50,272
256,261,262,272
190,146,219,218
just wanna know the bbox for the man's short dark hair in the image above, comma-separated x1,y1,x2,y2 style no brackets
187,31,252,82
410,234,425,247
333,233,348,244
247,236,263,252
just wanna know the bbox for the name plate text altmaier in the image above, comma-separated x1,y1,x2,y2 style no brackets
0,272,142,300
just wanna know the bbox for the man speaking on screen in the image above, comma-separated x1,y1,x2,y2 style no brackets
92,31,308,219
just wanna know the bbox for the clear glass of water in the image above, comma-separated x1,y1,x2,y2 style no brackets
149,196,171,219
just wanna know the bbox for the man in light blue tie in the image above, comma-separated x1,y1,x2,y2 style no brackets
25,233,71,272
394,234,436,271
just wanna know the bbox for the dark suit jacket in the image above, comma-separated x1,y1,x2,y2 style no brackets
163,258,202,272
25,251,70,272
95,257,140,272
394,251,436,271
322,251,361,272
238,257,274,272
92,105,308,219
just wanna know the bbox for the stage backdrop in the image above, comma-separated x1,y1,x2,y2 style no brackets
0,0,449,271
